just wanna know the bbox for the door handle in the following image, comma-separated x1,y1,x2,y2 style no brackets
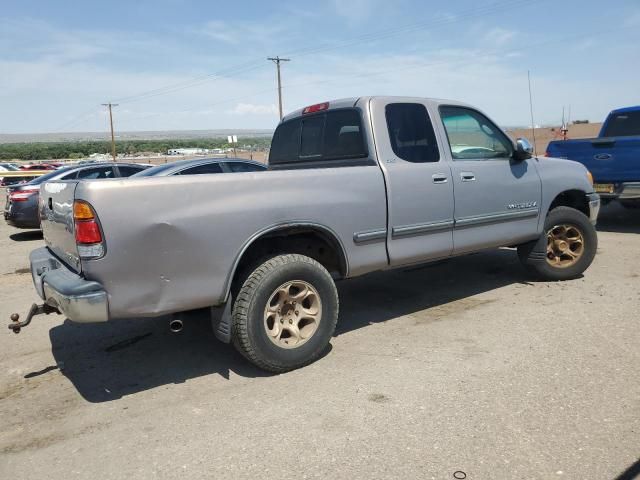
432,173,448,184
460,172,476,182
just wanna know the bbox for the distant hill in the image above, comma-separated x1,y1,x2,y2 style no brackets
0,129,274,144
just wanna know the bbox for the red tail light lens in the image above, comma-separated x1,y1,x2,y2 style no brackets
73,200,103,245
75,220,102,244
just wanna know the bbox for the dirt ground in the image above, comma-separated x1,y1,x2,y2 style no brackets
506,123,602,156
0,203,638,479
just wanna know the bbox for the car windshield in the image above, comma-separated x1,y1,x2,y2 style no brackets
26,166,76,185
0,164,19,171
131,163,178,177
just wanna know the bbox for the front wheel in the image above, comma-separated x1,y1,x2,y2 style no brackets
518,206,597,280
231,254,339,373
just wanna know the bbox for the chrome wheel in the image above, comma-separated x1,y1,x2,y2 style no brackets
263,280,322,349
546,224,584,268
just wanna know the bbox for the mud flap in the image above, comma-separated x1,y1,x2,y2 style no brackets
518,233,547,266
211,294,232,343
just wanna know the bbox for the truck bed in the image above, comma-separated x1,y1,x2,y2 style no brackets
546,136,640,183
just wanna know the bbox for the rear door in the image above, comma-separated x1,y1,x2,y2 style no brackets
438,105,542,253
370,99,454,266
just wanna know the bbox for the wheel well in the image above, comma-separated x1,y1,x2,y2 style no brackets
230,227,347,296
548,190,589,217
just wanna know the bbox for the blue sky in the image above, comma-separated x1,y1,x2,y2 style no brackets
1,0,639,133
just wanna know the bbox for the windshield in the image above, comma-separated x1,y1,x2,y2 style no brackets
0,164,19,171
131,163,178,177
27,166,75,185
602,110,640,137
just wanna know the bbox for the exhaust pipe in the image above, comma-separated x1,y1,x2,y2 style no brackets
169,318,183,333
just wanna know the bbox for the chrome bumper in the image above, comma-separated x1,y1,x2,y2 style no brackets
30,247,109,323
598,182,640,200
586,193,600,224
619,182,640,200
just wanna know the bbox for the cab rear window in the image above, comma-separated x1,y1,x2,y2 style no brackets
601,111,640,137
269,109,368,167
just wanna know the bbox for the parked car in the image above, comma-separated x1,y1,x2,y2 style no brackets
0,163,33,187
546,105,640,208
14,96,599,373
4,163,150,229
132,158,266,177
0,163,19,172
19,164,57,171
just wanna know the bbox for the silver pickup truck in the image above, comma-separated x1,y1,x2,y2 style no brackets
11,96,600,372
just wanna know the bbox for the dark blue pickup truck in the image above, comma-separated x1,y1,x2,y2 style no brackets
546,106,640,208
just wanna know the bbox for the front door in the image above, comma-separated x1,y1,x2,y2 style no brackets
370,99,454,266
438,105,542,253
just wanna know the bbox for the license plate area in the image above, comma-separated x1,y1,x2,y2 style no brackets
594,183,614,194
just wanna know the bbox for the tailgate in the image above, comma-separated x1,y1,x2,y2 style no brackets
40,181,82,273
547,137,640,182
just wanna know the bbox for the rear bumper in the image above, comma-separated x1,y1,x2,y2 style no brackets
4,209,40,229
586,192,600,224
30,247,109,323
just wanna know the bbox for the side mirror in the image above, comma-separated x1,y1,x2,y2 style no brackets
514,138,533,161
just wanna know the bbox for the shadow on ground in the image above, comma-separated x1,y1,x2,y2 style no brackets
597,202,640,234
48,248,530,403
9,230,43,242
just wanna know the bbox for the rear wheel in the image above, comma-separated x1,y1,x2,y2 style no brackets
518,206,597,280
231,254,338,373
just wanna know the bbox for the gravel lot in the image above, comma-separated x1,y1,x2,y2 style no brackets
0,203,638,479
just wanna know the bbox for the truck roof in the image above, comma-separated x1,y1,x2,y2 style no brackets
609,105,640,114
281,96,472,123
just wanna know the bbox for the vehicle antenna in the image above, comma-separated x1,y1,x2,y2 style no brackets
527,70,537,156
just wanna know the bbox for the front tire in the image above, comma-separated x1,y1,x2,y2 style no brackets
518,206,597,280
231,254,339,373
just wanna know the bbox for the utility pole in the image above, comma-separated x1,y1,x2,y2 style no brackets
101,102,119,162
267,56,290,120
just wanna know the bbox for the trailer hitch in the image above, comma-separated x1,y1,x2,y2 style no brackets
8,303,60,334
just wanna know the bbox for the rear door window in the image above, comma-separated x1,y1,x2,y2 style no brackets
385,103,440,163
177,163,223,175
117,165,147,177
77,166,116,179
226,162,266,173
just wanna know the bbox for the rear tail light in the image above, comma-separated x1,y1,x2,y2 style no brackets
9,188,38,202
73,200,104,259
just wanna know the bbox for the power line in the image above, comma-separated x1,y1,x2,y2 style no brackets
47,0,544,133
92,0,542,108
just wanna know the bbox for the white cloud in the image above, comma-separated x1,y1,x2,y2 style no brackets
483,27,516,46
228,103,278,116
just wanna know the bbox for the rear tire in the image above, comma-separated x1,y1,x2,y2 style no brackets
518,206,597,281
231,254,339,373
